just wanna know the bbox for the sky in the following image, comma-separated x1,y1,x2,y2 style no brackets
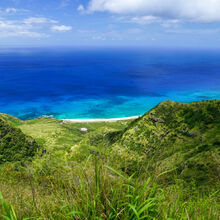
0,0,220,48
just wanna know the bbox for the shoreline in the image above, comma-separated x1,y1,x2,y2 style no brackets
61,116,141,123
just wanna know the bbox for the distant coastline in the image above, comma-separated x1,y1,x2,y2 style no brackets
61,116,140,123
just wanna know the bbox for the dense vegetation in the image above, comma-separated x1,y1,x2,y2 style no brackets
0,100,219,219
88,100,220,186
0,117,39,164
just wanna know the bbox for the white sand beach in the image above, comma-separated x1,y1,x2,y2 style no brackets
61,116,140,123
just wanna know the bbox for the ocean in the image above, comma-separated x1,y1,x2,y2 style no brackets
0,47,219,120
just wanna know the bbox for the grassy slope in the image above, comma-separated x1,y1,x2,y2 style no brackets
17,118,130,150
82,100,220,185
0,118,39,164
1,100,219,184
0,113,23,127
0,100,219,219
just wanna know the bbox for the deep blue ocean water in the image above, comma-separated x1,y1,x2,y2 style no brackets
0,47,219,120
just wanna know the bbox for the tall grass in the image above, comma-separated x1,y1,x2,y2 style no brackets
0,155,219,219
0,192,18,220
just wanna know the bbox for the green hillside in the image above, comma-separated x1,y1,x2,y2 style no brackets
78,100,220,185
0,118,39,164
0,100,219,219
112,100,220,184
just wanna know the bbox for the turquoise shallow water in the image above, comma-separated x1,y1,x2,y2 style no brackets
0,48,219,119
2,90,220,120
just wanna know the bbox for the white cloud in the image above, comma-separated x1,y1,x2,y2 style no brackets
24,17,56,25
87,0,220,23
0,10,71,39
162,19,180,28
127,16,160,25
118,15,180,28
51,25,72,32
0,19,48,38
6,8,17,13
0,15,71,38
77,4,85,12
4,8,29,14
